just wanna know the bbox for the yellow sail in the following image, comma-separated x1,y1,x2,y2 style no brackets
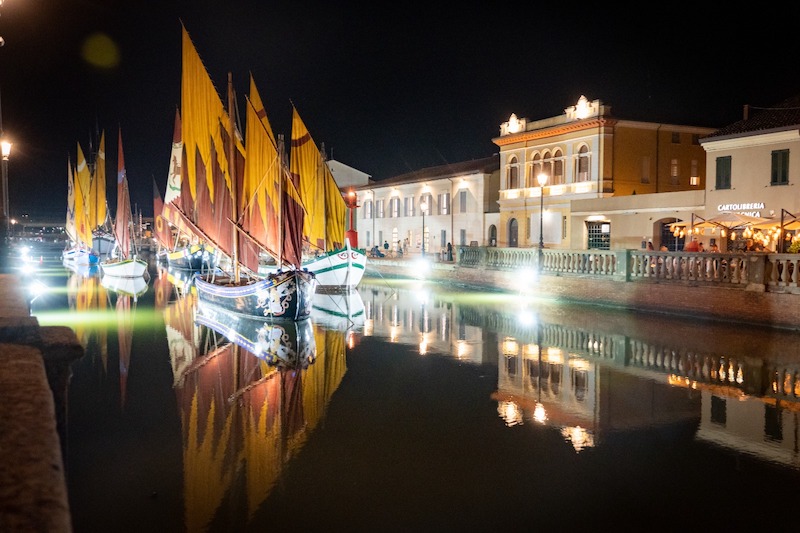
90,131,107,229
181,25,231,202
75,142,93,248
66,158,77,243
290,107,347,252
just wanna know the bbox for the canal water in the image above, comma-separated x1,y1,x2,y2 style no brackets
25,244,800,531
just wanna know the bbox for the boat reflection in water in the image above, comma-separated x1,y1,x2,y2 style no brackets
311,289,365,331
360,279,800,471
164,288,349,531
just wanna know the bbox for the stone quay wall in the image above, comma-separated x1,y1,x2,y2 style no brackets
366,247,800,331
0,273,82,532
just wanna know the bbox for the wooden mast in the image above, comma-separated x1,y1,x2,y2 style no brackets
227,72,240,283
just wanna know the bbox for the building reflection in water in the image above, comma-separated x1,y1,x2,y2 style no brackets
360,278,800,468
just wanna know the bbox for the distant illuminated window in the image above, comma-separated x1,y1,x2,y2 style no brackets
715,156,731,190
690,159,699,186
670,158,679,186
771,149,789,185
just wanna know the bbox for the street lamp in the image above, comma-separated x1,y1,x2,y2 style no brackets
420,199,428,257
1,138,11,244
537,173,548,250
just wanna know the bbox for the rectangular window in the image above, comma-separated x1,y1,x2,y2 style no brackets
439,192,450,215
459,190,467,212
405,197,415,216
460,228,466,246
690,159,699,186
641,156,650,184
587,221,610,250
670,158,679,186
364,200,373,219
390,197,400,218
440,230,447,250
421,193,433,214
715,156,731,189
671,132,680,144
771,149,789,185
376,199,385,218
366,230,371,248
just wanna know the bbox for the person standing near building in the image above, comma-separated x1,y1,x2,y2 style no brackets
446,242,453,261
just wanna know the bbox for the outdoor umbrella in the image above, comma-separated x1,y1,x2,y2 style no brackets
691,212,775,231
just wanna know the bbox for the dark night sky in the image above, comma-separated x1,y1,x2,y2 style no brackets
2,1,800,218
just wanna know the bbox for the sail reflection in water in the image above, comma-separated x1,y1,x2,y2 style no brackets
164,288,348,531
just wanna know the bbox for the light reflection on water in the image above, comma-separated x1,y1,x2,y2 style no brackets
27,248,800,530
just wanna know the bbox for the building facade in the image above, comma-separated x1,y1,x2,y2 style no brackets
493,96,714,250
700,95,800,251
351,156,500,255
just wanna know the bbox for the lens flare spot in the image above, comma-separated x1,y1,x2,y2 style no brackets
81,32,120,69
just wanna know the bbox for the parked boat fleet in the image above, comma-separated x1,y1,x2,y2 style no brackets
62,24,369,334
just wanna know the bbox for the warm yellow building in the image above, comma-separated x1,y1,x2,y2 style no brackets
493,96,714,250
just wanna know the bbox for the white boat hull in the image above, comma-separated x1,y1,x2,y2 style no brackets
101,274,149,299
100,257,148,278
62,248,99,266
301,247,367,291
311,290,365,329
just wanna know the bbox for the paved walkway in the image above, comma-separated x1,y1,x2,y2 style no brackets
0,268,82,532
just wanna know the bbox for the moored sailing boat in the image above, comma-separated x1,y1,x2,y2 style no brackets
180,26,316,321
287,109,366,291
99,129,148,279
153,109,218,273
63,143,99,266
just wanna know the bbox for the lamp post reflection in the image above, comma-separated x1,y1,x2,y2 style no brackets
534,315,547,424
420,199,427,257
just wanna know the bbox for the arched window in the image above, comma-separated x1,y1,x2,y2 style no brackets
577,145,590,182
508,218,519,248
507,157,519,189
553,149,564,184
488,225,497,247
532,153,543,183
541,150,553,182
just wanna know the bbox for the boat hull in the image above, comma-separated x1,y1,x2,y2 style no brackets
62,248,99,266
193,269,317,321
311,290,366,329
101,274,148,299
304,247,366,290
261,247,366,291
100,258,148,278
92,233,116,257
195,300,317,368
165,244,217,271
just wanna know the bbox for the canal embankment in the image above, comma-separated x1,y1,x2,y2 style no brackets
365,251,800,330
0,272,82,532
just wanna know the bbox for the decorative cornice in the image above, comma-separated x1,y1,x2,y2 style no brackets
492,117,615,147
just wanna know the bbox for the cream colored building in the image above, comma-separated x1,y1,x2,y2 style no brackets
493,96,714,250
699,97,800,251
352,156,500,255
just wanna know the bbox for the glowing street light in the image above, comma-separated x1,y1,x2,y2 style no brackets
1,137,11,244
420,199,428,257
